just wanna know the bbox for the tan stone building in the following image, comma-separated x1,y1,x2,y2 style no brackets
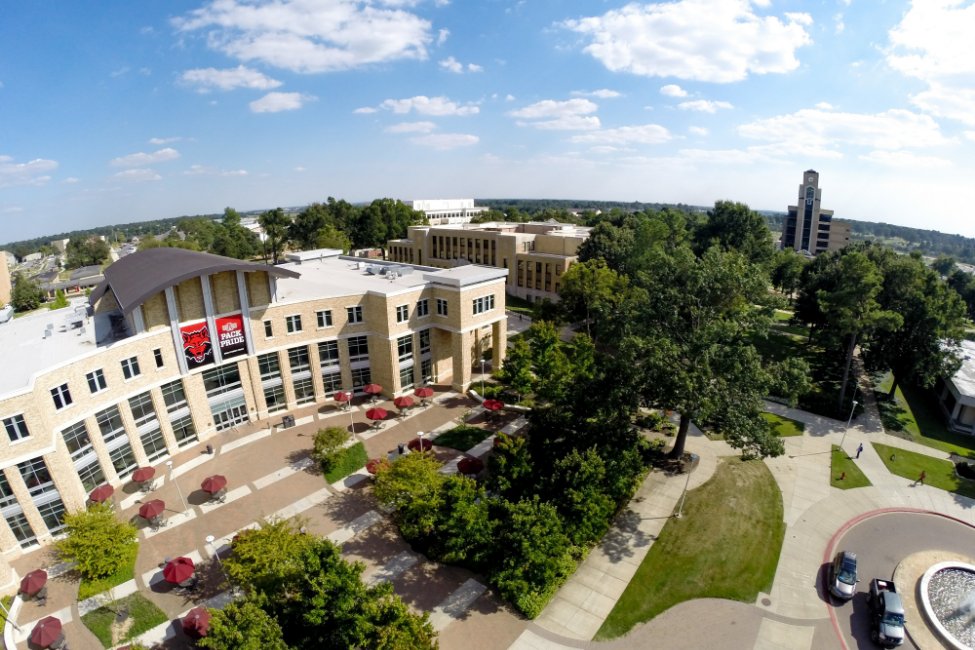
0,253,10,307
781,170,851,255
0,247,506,586
387,221,591,303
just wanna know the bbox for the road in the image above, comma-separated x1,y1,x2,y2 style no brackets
829,512,975,649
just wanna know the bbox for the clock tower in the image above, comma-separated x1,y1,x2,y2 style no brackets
781,170,850,255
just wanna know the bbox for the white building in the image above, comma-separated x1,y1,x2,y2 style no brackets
410,199,488,226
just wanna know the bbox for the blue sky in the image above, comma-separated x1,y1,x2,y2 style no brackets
2,0,975,243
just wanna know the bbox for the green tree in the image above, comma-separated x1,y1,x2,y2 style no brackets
56,503,138,580
199,599,288,650
767,357,813,407
528,321,572,403
289,203,331,250
931,255,957,277
65,236,110,268
11,273,45,311
311,427,349,474
259,208,291,264
770,248,807,301
49,288,69,310
212,207,260,259
431,475,496,569
693,201,775,268
372,453,445,542
487,433,535,501
497,337,534,400
314,224,351,251
558,259,629,341
545,448,615,546
577,221,635,273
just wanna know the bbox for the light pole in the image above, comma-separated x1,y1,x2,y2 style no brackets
206,534,229,583
347,389,356,439
166,460,188,511
417,430,424,453
480,357,485,396
674,453,699,519
838,400,859,454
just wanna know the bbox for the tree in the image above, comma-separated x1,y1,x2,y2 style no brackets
488,433,535,501
577,221,635,273
372,453,445,542
528,321,573,403
430,475,496,569
770,248,807,301
199,599,288,650
259,208,290,264
311,427,349,474
558,259,629,341
289,203,331,250
693,201,775,268
12,272,45,311
49,288,69,310
212,207,259,259
931,255,957,277
545,448,615,546
65,236,110,268
497,337,534,400
56,503,138,580
314,224,351,251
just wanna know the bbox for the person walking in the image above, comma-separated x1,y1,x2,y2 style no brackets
913,470,926,486
855,443,864,459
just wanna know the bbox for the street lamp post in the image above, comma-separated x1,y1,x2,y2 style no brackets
347,389,356,439
674,453,699,519
839,400,859,453
166,460,188,511
480,357,485,396
206,534,229,583
417,430,424,452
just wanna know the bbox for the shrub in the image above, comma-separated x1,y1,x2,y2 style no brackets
312,427,350,474
57,503,138,581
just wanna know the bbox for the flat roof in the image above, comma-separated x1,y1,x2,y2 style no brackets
951,339,975,399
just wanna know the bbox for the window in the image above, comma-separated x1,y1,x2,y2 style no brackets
76,460,106,493
286,314,302,333
61,422,92,460
346,305,363,324
161,380,188,412
128,392,157,428
399,364,415,390
18,458,53,497
171,415,197,446
317,310,333,328
4,415,30,442
419,329,431,354
140,427,169,462
264,320,273,337
416,299,429,318
264,384,286,413
322,371,342,395
121,356,141,380
351,367,371,390
397,334,413,361
51,384,73,410
153,348,164,368
86,369,107,393
436,298,448,316
258,352,281,379
202,365,242,398
108,444,137,479
473,295,495,315
37,499,67,534
318,340,339,365
347,336,369,362
95,406,126,443
293,378,315,405
5,511,37,548
288,346,310,373
421,358,433,384
396,304,409,322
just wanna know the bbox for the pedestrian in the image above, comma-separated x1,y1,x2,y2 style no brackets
913,470,926,486
839,472,846,481
855,443,863,459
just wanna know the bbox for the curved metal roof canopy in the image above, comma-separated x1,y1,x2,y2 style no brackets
89,248,300,316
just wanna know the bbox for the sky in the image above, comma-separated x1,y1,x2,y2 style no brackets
2,0,975,244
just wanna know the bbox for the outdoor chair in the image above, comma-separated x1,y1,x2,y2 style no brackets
140,480,157,493
150,515,166,531
34,586,47,606
209,489,227,504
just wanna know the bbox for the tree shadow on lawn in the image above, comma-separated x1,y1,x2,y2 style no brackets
600,509,657,563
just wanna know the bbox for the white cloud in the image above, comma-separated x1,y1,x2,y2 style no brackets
353,106,378,114
965,131,975,143
834,12,845,34
378,95,479,116
505,94,515,102
439,56,482,73
113,168,162,182
110,148,180,168
294,166,306,172
569,124,672,146
562,1,812,82
815,101,834,110
859,150,951,168
0,206,24,214
886,1,975,83
678,99,733,113
110,66,131,78
909,84,975,127
688,126,709,136
572,89,622,98
148,136,183,145
660,84,688,97
508,98,600,131
173,0,431,74
0,155,58,188
249,92,314,113
180,65,282,92
62,176,80,184
385,121,437,134
409,133,479,150
184,164,249,177
739,107,950,151
437,28,449,46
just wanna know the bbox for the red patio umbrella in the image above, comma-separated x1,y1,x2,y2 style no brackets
366,458,389,475
457,456,485,475
30,616,62,648
20,569,48,597
182,606,211,639
138,499,165,520
393,395,414,410
333,390,352,404
89,483,114,503
407,437,433,452
201,475,227,494
132,466,155,483
482,399,504,412
365,407,388,422
163,556,196,584
363,383,383,397
413,386,434,399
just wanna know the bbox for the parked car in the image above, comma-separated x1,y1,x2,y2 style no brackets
829,550,859,600
868,578,905,647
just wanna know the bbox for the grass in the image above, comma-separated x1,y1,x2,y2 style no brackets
873,442,975,499
830,445,872,489
432,424,491,452
324,442,367,483
874,371,975,459
505,293,534,316
761,412,805,437
77,542,138,601
81,592,168,647
596,458,785,640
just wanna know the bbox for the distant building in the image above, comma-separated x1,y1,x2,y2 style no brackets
387,220,591,303
410,199,488,226
50,238,69,253
0,253,10,307
22,252,42,263
780,170,851,255
937,339,975,435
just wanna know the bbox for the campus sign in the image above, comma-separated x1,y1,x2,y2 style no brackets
215,314,247,359
180,322,213,370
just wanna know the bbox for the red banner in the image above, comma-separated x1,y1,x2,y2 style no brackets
215,314,247,359
180,322,213,369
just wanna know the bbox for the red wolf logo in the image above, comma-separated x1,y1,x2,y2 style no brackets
182,326,212,364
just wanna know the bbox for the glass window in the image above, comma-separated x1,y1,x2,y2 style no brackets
153,348,164,368
37,498,66,534
419,329,431,353
293,377,315,404
86,369,107,393
351,367,371,390
322,371,342,395
108,444,137,479
436,298,448,316
140,427,169,462
473,295,495,315
61,422,92,460
121,356,141,380
318,340,339,364
51,384,73,410
347,336,369,362
202,365,242,398
264,320,273,337
4,414,30,442
286,314,302,333
396,305,409,322
171,415,197,446
288,346,310,373
128,392,157,428
416,299,429,317
421,358,433,384
77,460,106,493
258,352,281,379
18,458,53,496
0,473,18,509
5,511,37,548
317,310,333,328
397,334,413,361
95,406,126,442
399,364,414,390
161,380,187,412
264,384,287,413
346,305,363,324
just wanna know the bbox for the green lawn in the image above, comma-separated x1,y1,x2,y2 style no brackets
77,542,138,601
874,372,975,459
873,442,975,499
432,424,491,452
324,442,368,483
505,293,534,316
596,458,785,640
81,593,168,647
761,412,805,437
830,445,872,489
